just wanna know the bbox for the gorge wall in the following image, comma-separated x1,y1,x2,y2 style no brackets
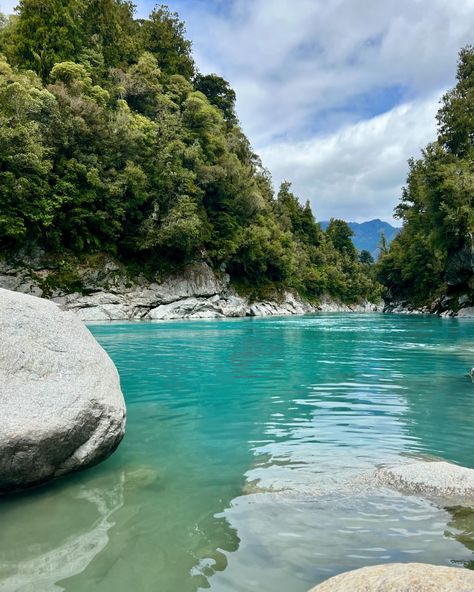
0,257,378,321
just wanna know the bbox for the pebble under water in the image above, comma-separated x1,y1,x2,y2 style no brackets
1,313,474,592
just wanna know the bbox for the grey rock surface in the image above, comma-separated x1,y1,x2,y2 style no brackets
308,563,474,592
317,297,379,313
384,293,474,317
0,259,378,321
0,288,126,492
457,306,474,318
375,461,474,503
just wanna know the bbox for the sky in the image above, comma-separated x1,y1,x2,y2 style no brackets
2,0,474,223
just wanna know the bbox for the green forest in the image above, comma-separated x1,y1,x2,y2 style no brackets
378,47,474,309
0,0,378,303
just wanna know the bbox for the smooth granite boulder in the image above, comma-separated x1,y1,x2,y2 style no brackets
0,288,126,493
375,461,474,503
309,563,474,592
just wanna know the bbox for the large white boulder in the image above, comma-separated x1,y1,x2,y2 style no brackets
0,288,126,492
309,563,474,592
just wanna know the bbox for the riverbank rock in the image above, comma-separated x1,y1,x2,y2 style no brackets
317,297,379,313
384,294,474,317
375,461,474,503
308,563,474,591
0,258,380,321
0,288,126,493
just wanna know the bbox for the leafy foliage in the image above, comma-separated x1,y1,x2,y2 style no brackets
0,1,380,303
359,250,374,265
378,47,474,305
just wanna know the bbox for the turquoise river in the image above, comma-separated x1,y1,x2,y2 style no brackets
1,313,474,591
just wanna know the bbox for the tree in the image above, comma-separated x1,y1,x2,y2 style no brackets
195,73,237,124
229,216,295,283
141,6,194,79
325,218,357,259
378,231,388,256
276,182,322,246
139,196,207,257
0,58,57,245
114,52,163,116
0,12,8,29
378,46,474,305
437,45,474,157
359,250,374,265
9,0,86,80
82,0,138,70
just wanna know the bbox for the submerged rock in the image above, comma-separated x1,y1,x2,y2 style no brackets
0,288,126,493
123,465,160,490
308,563,474,591
375,461,474,503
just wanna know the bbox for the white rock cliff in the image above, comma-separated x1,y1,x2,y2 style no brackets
0,260,378,321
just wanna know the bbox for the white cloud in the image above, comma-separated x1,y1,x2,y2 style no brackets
177,0,473,221
184,0,471,139
259,94,440,223
0,1,15,14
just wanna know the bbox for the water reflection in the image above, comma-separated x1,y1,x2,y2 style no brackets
0,461,239,592
0,470,125,591
445,505,474,569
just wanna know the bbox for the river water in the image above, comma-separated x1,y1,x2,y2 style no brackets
1,313,474,591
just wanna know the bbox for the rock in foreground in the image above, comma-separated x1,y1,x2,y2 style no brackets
309,563,474,592
376,460,474,503
0,288,126,493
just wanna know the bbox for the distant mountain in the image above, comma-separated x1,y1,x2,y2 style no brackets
320,219,400,259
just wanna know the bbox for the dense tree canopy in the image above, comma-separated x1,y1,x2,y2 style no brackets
377,47,474,306
0,1,379,303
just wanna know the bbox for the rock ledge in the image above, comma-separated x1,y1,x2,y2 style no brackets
309,563,474,592
0,259,379,321
375,460,474,503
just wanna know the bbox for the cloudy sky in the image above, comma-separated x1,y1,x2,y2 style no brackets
2,0,473,223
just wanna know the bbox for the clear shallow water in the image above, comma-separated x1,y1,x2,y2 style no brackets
1,313,474,591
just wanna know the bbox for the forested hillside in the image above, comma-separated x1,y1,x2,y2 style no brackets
0,1,379,303
377,47,474,310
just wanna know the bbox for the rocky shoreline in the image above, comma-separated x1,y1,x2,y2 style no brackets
3,256,473,320
384,300,474,318
4,258,474,322
0,259,379,321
